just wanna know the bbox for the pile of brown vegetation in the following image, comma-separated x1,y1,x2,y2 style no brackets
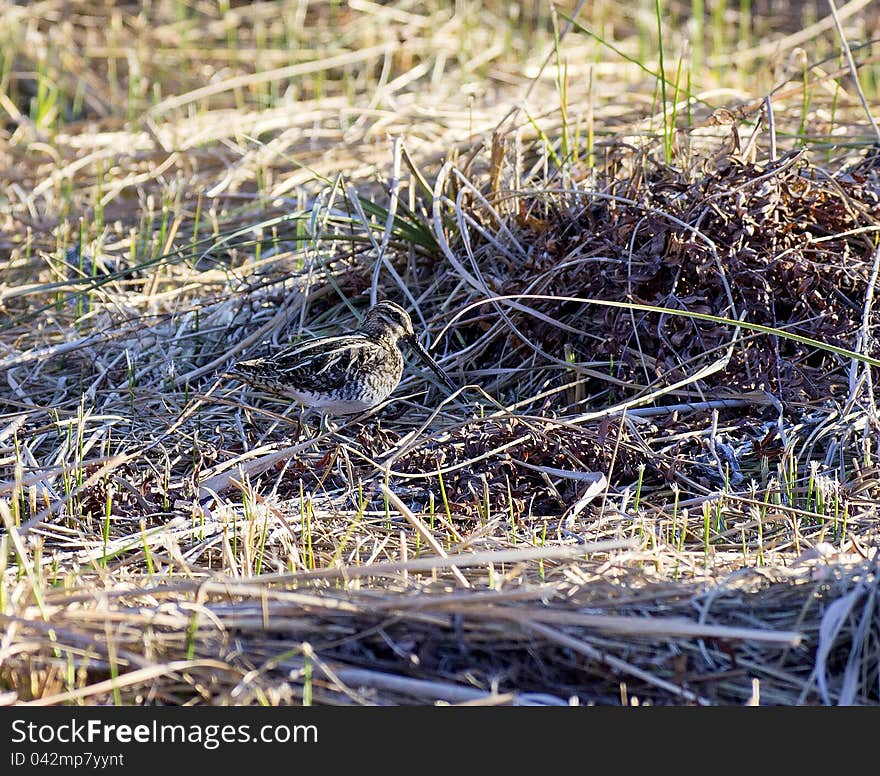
482,148,880,404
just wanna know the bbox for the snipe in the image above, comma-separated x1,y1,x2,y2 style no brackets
232,300,456,416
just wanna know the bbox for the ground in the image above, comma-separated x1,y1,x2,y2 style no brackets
1,1,879,706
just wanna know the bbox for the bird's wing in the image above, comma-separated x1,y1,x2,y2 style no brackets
257,335,373,392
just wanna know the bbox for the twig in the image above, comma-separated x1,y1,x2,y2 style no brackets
827,0,880,143
379,483,469,587
523,620,710,705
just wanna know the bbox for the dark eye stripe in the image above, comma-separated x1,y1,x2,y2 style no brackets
371,304,411,328
377,311,404,327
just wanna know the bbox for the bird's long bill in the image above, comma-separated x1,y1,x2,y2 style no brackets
409,339,457,393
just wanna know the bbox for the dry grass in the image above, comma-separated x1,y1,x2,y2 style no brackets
1,1,880,706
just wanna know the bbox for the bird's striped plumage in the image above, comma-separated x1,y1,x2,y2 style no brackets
232,301,455,416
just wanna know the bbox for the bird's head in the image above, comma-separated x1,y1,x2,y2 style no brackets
360,300,457,393
359,300,415,343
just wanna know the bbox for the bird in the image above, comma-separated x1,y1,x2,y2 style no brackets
232,300,457,417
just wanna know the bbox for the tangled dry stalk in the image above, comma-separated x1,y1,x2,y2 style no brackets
1,1,880,706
